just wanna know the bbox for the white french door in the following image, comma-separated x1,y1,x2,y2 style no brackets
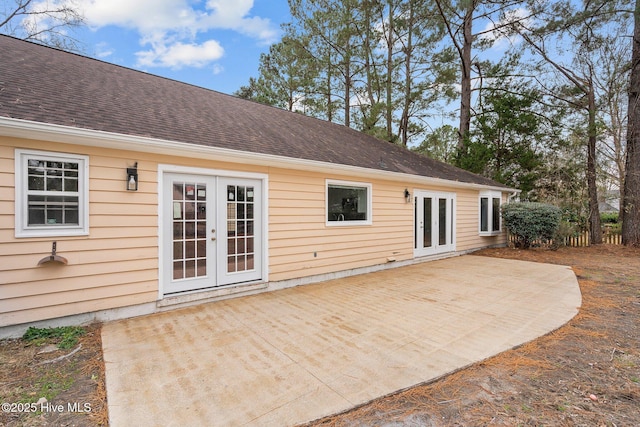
163,174,216,294
414,190,455,257
162,173,263,295
218,177,263,286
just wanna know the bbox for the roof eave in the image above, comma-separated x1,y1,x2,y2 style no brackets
0,116,517,193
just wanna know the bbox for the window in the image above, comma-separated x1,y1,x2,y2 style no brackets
479,191,502,236
326,180,372,225
15,149,89,237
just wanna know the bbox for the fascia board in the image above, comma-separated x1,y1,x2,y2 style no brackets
0,116,517,193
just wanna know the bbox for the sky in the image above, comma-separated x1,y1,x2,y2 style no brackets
16,0,520,99
72,0,292,95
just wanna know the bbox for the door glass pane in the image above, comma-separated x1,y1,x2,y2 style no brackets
451,199,455,243
423,198,432,248
173,241,183,260
226,185,255,273
173,181,207,281
439,198,447,245
414,197,418,249
173,261,183,280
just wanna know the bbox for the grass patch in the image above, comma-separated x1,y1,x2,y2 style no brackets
23,326,85,349
34,371,75,401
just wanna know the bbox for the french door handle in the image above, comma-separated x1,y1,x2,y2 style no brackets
211,229,216,241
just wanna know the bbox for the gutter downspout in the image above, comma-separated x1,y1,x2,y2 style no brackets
507,190,520,203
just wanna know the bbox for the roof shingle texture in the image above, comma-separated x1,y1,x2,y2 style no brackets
0,35,507,188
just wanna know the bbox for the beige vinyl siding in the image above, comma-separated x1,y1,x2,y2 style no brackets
455,188,506,251
1,292,155,328
1,137,272,327
268,168,414,282
0,152,13,244
1,134,507,329
0,138,159,327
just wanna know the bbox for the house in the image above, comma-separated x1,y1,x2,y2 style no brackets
599,189,620,214
0,35,515,337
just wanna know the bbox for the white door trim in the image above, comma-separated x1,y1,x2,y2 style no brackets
413,190,456,258
158,164,269,299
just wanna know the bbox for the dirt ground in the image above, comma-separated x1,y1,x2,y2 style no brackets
0,244,638,426
0,324,107,426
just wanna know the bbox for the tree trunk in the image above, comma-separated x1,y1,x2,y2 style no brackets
363,1,376,133
458,2,473,151
587,83,603,244
326,57,334,123
383,0,392,141
622,0,640,246
399,2,413,147
344,52,351,128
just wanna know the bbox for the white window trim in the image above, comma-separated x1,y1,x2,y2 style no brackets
15,149,89,238
479,190,502,236
325,179,372,226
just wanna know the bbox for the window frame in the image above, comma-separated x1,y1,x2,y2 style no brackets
325,179,372,226
15,149,89,238
479,190,502,236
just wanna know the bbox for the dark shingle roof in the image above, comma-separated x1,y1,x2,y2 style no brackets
0,35,508,188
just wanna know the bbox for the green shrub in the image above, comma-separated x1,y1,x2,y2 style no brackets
551,220,580,248
501,202,562,249
600,212,620,224
23,326,85,349
561,208,587,232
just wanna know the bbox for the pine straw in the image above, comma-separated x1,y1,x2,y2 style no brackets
79,325,109,426
309,344,559,427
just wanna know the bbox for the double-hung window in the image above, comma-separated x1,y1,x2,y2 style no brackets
326,180,372,226
479,190,502,236
15,149,89,237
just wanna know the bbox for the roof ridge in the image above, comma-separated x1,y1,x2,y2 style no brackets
0,34,511,190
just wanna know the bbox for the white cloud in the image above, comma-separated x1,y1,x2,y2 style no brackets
136,39,224,69
95,42,114,58
201,0,279,43
479,7,529,50
211,63,224,75
82,0,197,32
79,0,279,68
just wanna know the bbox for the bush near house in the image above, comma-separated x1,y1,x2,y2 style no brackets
502,202,562,249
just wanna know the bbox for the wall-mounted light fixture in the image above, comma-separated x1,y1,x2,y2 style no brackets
404,188,411,203
127,162,138,191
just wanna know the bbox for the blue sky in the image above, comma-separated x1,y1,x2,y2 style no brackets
73,0,291,95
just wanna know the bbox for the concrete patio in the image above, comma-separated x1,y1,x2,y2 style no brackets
102,255,581,426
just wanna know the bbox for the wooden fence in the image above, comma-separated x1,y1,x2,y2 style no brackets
562,230,622,247
508,230,622,248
